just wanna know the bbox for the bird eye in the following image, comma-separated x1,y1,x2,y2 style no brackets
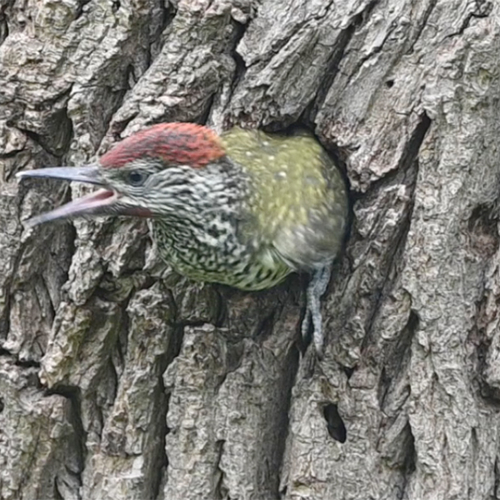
128,170,147,186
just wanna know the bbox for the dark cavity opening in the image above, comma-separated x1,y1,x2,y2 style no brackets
323,403,347,443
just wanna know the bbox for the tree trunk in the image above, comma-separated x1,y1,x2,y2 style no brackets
1,0,499,499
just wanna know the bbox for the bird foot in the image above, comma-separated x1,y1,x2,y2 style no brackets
301,265,332,356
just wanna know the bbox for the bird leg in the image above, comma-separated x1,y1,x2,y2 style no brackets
301,264,332,356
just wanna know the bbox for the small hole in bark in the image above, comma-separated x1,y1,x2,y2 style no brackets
385,80,394,88
468,203,499,259
323,403,346,443
0,398,4,413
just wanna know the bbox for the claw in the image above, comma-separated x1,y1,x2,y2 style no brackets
301,264,332,356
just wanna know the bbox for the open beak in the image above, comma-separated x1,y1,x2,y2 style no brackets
16,165,118,228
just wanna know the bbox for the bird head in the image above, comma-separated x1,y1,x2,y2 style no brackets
16,123,227,227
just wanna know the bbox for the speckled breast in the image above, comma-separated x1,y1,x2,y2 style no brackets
151,219,292,291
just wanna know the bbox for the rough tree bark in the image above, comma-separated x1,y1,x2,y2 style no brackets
0,0,499,499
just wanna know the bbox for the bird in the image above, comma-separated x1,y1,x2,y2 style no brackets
16,123,349,354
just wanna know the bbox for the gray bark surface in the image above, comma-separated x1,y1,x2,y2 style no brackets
0,0,499,499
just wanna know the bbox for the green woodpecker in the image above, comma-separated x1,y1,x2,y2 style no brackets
17,123,349,354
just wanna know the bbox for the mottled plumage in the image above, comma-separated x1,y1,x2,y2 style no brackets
16,123,348,353
221,128,347,272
